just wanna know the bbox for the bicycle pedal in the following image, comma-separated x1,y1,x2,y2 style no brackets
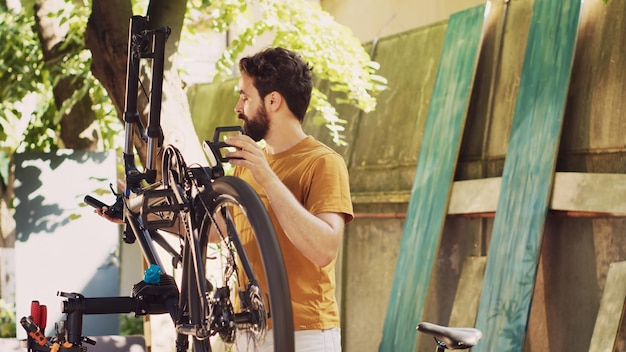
140,188,185,230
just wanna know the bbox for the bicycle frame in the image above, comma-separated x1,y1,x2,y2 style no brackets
24,15,241,352
23,14,295,352
49,15,180,350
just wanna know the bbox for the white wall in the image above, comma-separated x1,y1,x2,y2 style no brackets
321,0,487,43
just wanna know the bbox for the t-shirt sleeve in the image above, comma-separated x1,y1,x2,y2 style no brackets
304,153,354,223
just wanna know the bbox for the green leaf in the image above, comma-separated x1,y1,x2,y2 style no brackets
205,0,388,145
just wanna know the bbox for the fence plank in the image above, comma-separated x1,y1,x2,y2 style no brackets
588,261,626,352
378,4,488,351
448,256,487,328
473,0,582,350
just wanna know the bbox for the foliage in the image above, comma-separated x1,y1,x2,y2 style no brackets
0,299,16,338
0,9,47,152
0,1,121,155
204,0,387,145
1,0,384,152
119,313,144,336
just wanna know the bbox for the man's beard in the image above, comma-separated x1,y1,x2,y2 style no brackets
239,104,269,142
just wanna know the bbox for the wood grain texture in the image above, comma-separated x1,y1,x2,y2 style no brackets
551,172,626,215
448,256,487,328
588,261,626,352
446,172,626,216
472,0,582,351
378,4,487,351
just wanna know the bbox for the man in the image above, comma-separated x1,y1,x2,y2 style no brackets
224,47,353,351
98,47,353,351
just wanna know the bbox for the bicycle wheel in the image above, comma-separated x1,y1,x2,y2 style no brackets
187,175,294,352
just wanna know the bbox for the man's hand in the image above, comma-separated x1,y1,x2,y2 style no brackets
224,135,276,187
94,206,124,224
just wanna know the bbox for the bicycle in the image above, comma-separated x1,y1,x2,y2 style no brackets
21,15,294,352
417,322,482,351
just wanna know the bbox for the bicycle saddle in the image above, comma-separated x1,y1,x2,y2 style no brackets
417,322,482,349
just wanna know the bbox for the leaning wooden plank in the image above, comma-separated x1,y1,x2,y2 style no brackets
472,0,583,351
378,4,489,351
588,261,626,352
448,256,487,328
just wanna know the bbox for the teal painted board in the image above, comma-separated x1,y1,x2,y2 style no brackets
379,4,487,351
473,0,582,351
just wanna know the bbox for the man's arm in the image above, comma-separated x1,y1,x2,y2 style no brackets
260,176,345,267
225,135,345,267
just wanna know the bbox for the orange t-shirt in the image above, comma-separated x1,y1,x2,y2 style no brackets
234,136,353,330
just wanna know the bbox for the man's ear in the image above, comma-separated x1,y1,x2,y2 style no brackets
266,91,283,112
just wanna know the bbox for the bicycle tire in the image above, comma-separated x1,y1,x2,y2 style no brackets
187,175,294,352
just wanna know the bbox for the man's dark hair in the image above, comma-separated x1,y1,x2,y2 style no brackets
239,47,313,122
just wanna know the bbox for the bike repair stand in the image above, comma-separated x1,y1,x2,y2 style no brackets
21,266,179,352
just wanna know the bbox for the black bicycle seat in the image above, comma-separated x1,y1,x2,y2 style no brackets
417,322,482,349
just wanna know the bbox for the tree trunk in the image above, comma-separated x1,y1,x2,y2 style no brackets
86,0,206,169
34,0,98,150
85,0,132,115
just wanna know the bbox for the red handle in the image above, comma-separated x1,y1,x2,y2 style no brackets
40,305,47,330
30,301,41,326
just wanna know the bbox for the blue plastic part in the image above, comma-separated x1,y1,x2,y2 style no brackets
144,264,162,284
